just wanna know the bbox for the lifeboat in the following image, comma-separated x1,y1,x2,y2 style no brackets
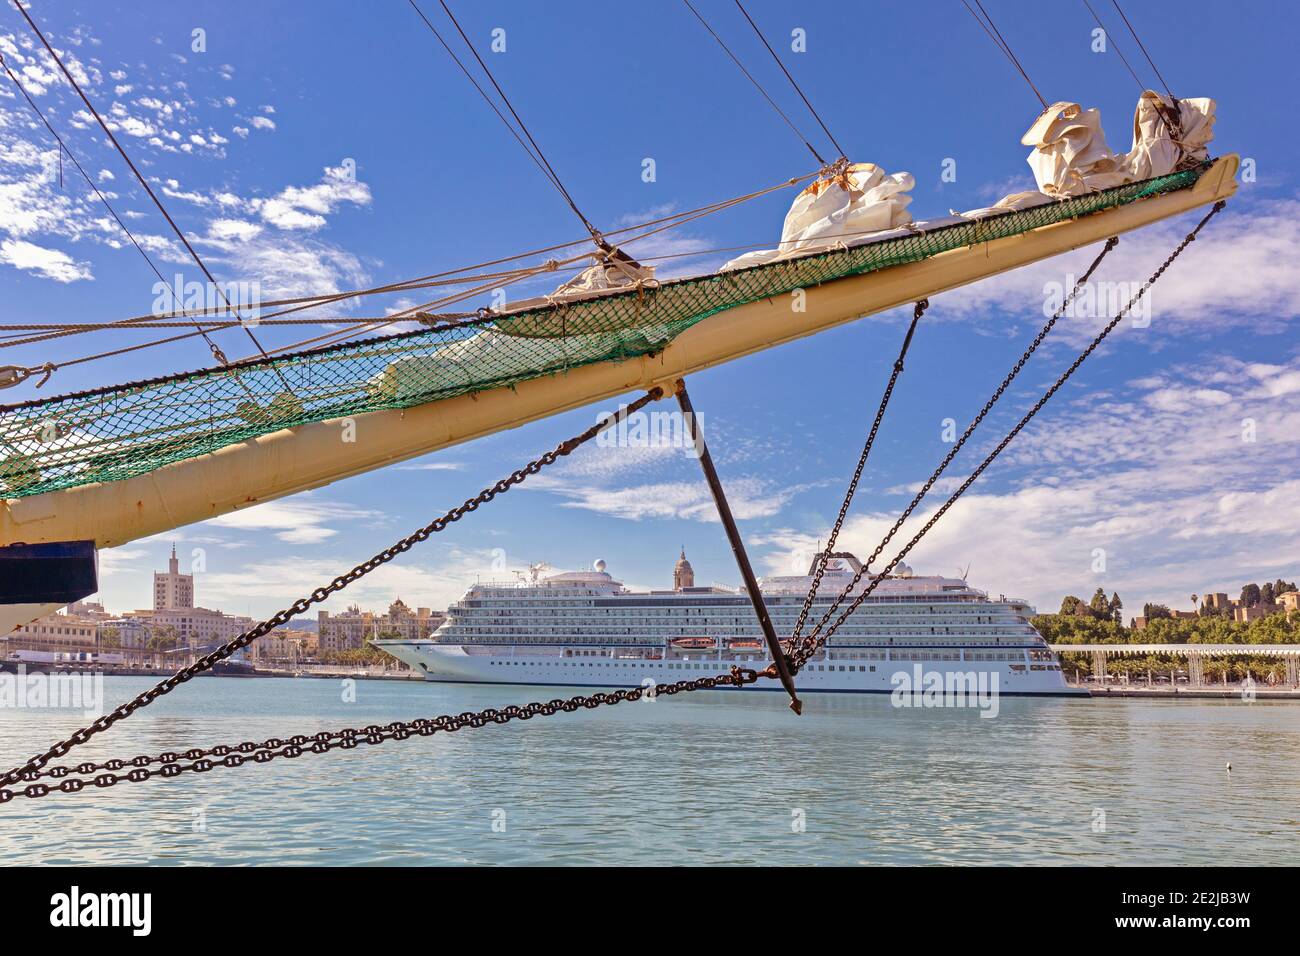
728,639,764,651
671,637,715,650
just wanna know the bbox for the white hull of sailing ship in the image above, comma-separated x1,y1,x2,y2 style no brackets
375,554,1083,697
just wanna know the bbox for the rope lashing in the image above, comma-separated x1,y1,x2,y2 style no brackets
0,364,55,390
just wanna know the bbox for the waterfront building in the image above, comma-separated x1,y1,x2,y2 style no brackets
249,628,318,661
318,600,443,654
5,610,99,653
153,544,195,610
318,604,375,654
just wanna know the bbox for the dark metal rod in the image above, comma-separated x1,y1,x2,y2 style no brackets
674,379,802,714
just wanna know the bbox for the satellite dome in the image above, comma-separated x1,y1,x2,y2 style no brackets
593,559,607,572
895,562,914,578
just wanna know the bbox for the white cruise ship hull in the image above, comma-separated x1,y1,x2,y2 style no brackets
375,641,1086,697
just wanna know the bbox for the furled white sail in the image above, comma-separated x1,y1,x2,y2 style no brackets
1124,91,1215,180
1023,93,1216,197
723,162,914,270
1022,101,1130,197
506,255,659,313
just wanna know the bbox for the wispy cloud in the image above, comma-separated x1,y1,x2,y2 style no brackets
762,355,1300,613
929,198,1300,343
203,497,382,545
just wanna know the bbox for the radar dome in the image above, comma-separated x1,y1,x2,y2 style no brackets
593,559,607,572
895,562,914,578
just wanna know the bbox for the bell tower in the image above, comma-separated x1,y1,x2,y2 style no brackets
673,548,695,591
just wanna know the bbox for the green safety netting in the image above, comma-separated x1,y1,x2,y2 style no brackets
0,164,1206,499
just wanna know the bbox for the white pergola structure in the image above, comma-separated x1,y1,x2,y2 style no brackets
1048,643,1300,686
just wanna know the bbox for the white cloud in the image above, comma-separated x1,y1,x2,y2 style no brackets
207,218,262,242
203,497,381,545
102,544,519,619
1144,386,1232,412
0,238,92,281
251,165,371,232
930,198,1300,343
762,355,1300,614
531,476,797,522
395,461,464,472
198,231,368,299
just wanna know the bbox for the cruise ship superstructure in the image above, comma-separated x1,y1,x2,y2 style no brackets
374,552,1080,696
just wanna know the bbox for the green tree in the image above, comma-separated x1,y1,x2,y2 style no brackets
1108,592,1123,624
1089,588,1111,620
1059,595,1084,617
1240,583,1261,608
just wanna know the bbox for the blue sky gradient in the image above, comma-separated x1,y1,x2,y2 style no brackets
2,0,1297,621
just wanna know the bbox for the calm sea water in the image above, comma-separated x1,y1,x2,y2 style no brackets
1,676,1296,865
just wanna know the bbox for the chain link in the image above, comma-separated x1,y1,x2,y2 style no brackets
790,203,1224,668
789,298,928,645
0,666,768,803
789,236,1121,662
0,387,670,794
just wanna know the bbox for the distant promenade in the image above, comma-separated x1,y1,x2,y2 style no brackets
1050,642,1300,698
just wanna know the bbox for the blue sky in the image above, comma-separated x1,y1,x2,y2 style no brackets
2,0,1298,622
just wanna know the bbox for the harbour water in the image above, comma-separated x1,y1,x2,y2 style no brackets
1,676,1297,865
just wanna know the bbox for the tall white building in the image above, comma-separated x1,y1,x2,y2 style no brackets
134,545,251,648
153,544,194,610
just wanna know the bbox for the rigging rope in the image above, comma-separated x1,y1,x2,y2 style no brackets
1080,0,1145,92
681,0,826,165
0,170,820,362
959,0,1049,110
0,54,193,332
11,0,271,371
731,0,847,160
1080,0,1182,146
409,0,610,252
0,165,1213,500
405,0,582,230
1110,0,1176,102
791,202,1225,665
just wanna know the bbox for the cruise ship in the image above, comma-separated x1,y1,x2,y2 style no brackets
374,552,1081,696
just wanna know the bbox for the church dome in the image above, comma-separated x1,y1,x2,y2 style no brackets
673,549,695,590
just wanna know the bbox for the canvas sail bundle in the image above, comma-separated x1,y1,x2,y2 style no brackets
723,163,916,270
1025,92,1216,197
